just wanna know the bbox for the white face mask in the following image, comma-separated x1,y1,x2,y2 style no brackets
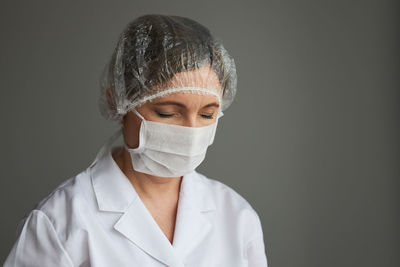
125,109,223,178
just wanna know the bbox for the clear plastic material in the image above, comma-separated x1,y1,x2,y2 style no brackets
98,14,237,121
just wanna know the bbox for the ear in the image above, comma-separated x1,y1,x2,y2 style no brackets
121,114,126,128
106,86,116,110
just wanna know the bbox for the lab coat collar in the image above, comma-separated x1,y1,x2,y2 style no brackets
90,147,138,212
89,147,216,266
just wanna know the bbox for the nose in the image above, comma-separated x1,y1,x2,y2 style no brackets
182,113,198,127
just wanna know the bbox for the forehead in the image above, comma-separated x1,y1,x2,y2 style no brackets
156,65,222,94
150,91,220,107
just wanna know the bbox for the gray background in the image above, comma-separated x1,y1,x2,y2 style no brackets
1,0,399,266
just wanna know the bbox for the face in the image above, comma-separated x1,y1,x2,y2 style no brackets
122,66,222,149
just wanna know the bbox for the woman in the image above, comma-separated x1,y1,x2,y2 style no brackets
4,14,268,267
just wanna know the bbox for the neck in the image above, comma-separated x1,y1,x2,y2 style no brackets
112,147,182,200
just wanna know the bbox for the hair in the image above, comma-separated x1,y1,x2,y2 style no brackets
112,14,232,98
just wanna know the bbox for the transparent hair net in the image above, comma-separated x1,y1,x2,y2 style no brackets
98,14,237,121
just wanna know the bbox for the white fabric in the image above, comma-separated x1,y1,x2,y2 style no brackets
126,109,220,178
4,147,268,267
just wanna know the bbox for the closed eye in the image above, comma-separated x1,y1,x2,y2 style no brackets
201,113,214,119
156,111,174,118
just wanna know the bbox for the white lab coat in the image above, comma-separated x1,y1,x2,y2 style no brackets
4,147,268,267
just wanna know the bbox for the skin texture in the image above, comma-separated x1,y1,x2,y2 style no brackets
111,66,222,243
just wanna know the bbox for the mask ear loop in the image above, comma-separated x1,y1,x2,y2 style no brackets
89,128,122,168
123,108,147,153
132,108,145,121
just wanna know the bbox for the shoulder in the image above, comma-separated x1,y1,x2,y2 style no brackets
193,171,263,234
194,171,255,211
17,168,94,237
192,171,265,249
37,168,92,212
6,170,91,267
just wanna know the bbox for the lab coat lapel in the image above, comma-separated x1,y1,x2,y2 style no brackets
114,171,216,266
172,171,216,258
91,148,216,266
91,150,183,266
114,195,184,267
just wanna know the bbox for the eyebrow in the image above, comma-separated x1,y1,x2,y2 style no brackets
153,101,220,109
202,102,220,108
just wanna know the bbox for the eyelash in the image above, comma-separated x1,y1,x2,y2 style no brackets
201,114,214,119
156,111,174,118
155,111,214,119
